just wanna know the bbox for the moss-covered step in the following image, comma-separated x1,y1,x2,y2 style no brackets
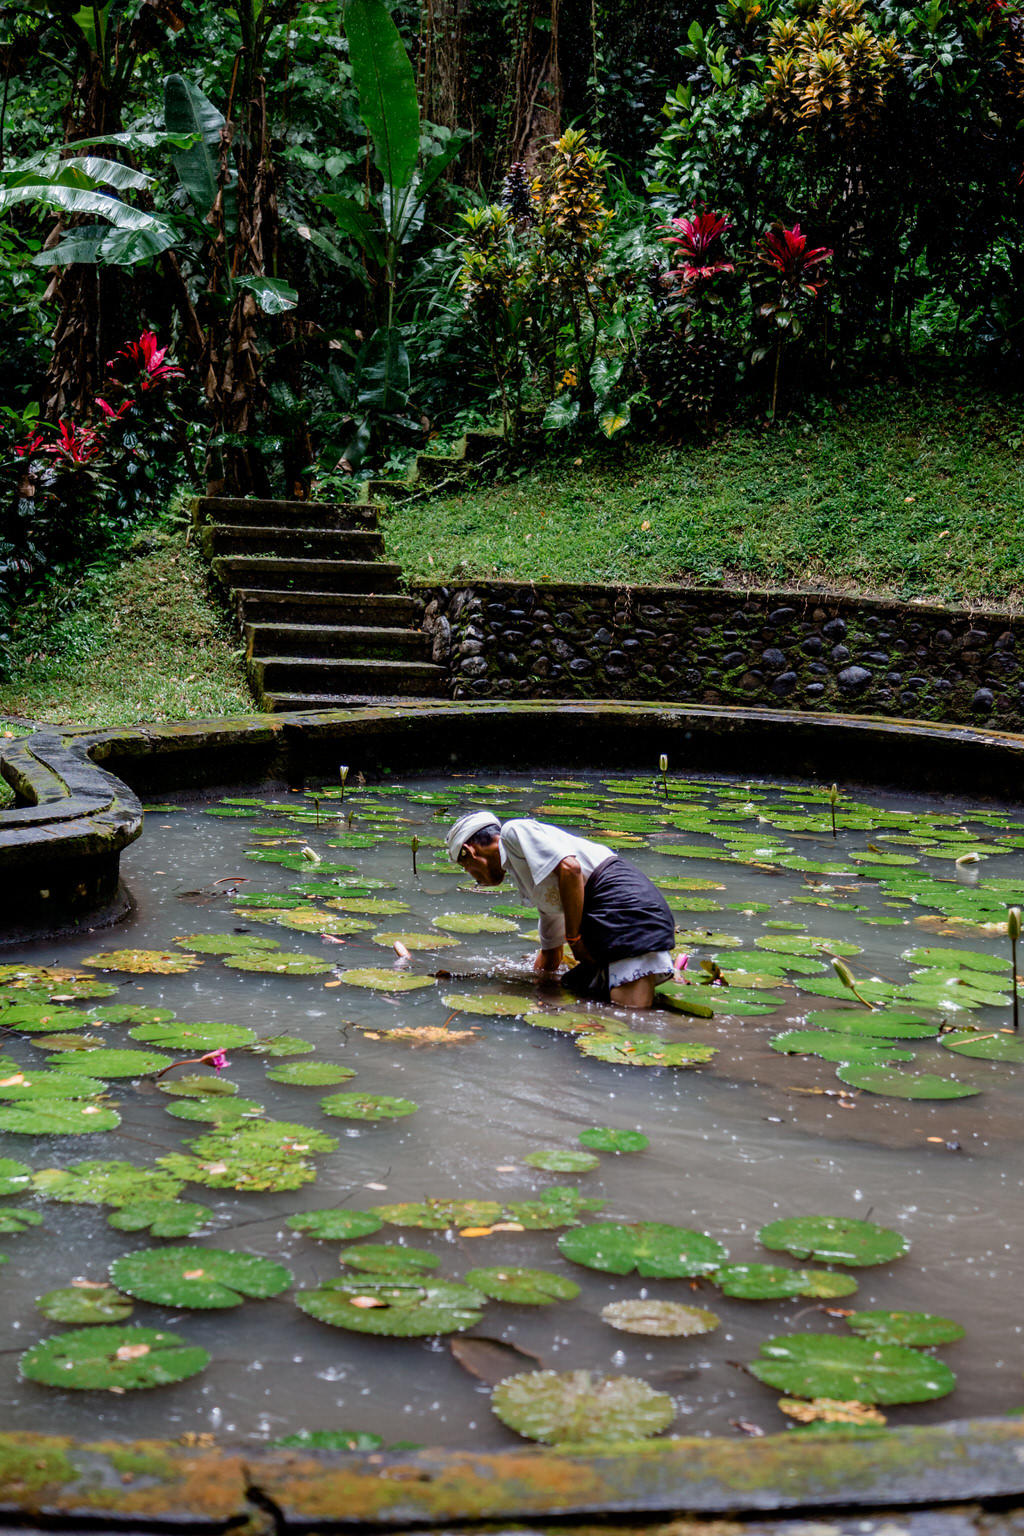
248,656,446,707
232,590,420,628
199,526,385,561
243,623,433,663
192,496,378,531
210,557,404,594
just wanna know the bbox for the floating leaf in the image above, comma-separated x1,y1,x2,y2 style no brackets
81,950,201,974
110,1246,292,1308
941,1030,1024,1062
108,1200,213,1238
361,1023,480,1046
748,1334,956,1404
33,1161,184,1206
325,897,410,915
758,1216,909,1267
372,931,460,950
601,1299,720,1336
654,986,715,1018
36,1284,134,1324
492,1369,674,1445
713,1263,858,1300
342,969,436,991
0,1069,108,1099
286,1209,383,1241
778,1397,887,1426
558,1221,727,1277
836,1065,980,1099
578,1128,649,1154
173,933,281,954
433,914,520,934
157,1075,239,1097
319,1092,418,1121
339,1244,440,1275
19,1326,209,1390
270,1429,384,1451
804,1011,938,1039
164,1097,264,1124
523,1150,599,1173
0,1207,43,1234
275,911,374,936
442,993,534,1016
902,946,1006,973
522,1010,604,1033
1,1005,94,1032
296,1277,485,1336
769,1030,914,1065
223,952,336,975
88,1005,176,1026
576,1033,717,1067
464,1267,581,1304
370,1198,504,1230
0,1102,121,1134
0,1157,32,1195
256,1035,317,1057
46,1047,173,1077
846,1310,965,1346
266,1062,356,1086
129,1022,257,1050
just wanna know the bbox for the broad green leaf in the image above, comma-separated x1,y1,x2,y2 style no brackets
223,952,337,975
558,1221,726,1277
47,1047,173,1076
339,1243,439,1275
836,1064,980,1099
236,275,298,314
713,1263,857,1300
19,1326,209,1391
108,1200,213,1238
36,1284,133,1324
164,74,223,221
319,1092,417,1121
601,1299,719,1336
442,992,534,1015
433,913,520,934
492,1369,674,1444
578,1128,649,1153
33,1161,184,1206
846,1310,965,1345
342,0,420,191
110,1246,292,1308
0,1157,32,1195
941,1029,1024,1062
296,1277,484,1336
758,1216,909,1266
576,1032,716,1067
286,1209,383,1241
769,1030,914,1064
749,1334,956,1404
343,969,436,991
0,1101,120,1134
129,1022,257,1050
266,1062,356,1086
523,1150,599,1173
465,1267,581,1304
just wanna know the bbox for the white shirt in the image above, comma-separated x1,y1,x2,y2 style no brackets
499,819,614,950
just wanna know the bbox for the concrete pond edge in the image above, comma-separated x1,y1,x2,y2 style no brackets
3,700,1024,1527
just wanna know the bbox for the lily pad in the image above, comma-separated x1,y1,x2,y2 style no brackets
713,1263,858,1300
443,993,535,1016
164,1097,264,1124
835,1064,980,1099
601,1299,720,1336
492,1369,674,1445
373,931,460,950
464,1267,581,1304
846,1310,966,1346
578,1128,649,1154
296,1277,486,1336
266,1062,356,1086
88,1005,176,1026
286,1209,383,1241
325,897,410,915
558,1221,727,1277
129,1022,258,1050
523,1149,600,1173
576,1033,717,1067
769,1030,914,1064
342,969,436,992
339,1244,440,1275
19,1325,210,1390
0,1207,43,1234
46,1048,173,1077
157,1075,239,1098
222,952,337,975
758,1216,909,1266
1,1005,94,1032
257,1036,317,1057
0,1102,121,1134
0,1069,109,1099
36,1285,133,1324
369,1198,504,1230
521,1010,603,1033
653,986,715,1018
110,1246,293,1308
433,914,521,934
275,911,375,936
748,1334,956,1404
941,1030,1024,1062
804,1011,939,1039
0,1157,32,1195
33,1161,185,1206
107,1200,214,1238
81,950,201,974
173,933,281,954
319,1092,418,1121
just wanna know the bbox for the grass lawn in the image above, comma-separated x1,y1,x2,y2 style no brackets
384,383,1024,607
0,527,252,728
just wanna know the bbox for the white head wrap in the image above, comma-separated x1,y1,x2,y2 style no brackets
446,811,501,863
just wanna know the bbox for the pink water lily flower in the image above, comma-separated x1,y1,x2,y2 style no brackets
203,1050,230,1073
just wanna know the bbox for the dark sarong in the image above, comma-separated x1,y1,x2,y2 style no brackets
564,855,675,999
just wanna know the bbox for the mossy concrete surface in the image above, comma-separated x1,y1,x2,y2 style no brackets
2,1420,1024,1530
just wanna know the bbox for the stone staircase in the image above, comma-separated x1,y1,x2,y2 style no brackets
193,426,504,711
193,495,446,710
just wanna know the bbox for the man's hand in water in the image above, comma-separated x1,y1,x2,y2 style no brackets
535,947,565,972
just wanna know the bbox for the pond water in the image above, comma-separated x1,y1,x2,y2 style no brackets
0,769,1022,1449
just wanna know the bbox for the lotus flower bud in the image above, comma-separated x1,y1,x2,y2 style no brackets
659,754,668,774
1008,907,1022,943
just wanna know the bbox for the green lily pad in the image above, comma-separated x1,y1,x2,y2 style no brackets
35,1033,109,1053
713,1263,858,1300
769,1030,915,1064
19,1325,210,1390
756,936,862,957
1,1005,93,1032
558,1221,727,1277
578,1128,649,1154
576,1033,716,1067
465,1267,581,1304
0,1069,109,1099
88,1005,176,1025
164,1097,264,1124
36,1284,134,1325
33,1161,185,1206
442,993,535,1016
0,1102,121,1134
804,1011,938,1039
523,1150,600,1173
266,1062,357,1086
748,1334,956,1404
903,946,1007,973
653,986,715,1018
338,1244,440,1275
522,1010,605,1033
845,1310,966,1346
157,1075,239,1098
0,1157,32,1195
256,1035,317,1057
0,1207,43,1234
296,1277,486,1336
369,1198,504,1230
275,911,375,936
342,969,436,991
758,1216,909,1266
285,1209,383,1241
128,1022,257,1050
941,1029,1024,1061
324,897,410,915
373,931,460,949
46,1048,173,1077
319,1092,418,1121
507,1187,606,1229
172,933,281,954
110,1246,293,1308
601,1299,720,1336
233,893,311,909
836,1064,980,1099
222,952,337,975
491,1369,674,1445
107,1200,214,1238
433,914,521,934
158,1122,332,1192
81,950,201,974
270,1428,386,1451
245,852,357,873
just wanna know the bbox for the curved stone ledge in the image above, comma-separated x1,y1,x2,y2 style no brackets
3,700,1024,944
1,1417,1024,1530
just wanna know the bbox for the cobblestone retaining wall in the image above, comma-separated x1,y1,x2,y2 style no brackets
415,583,1024,728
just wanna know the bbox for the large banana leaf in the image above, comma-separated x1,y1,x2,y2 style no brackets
33,221,179,268
0,177,166,232
357,327,411,414
164,74,224,223
318,194,387,267
342,0,419,191
235,275,298,314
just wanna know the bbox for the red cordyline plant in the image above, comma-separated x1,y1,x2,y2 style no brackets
107,330,185,391
753,221,833,419
37,420,105,465
662,211,736,287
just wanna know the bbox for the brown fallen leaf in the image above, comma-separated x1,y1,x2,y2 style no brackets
449,1335,544,1385
779,1397,886,1426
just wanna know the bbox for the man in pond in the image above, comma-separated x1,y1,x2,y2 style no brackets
446,811,676,1009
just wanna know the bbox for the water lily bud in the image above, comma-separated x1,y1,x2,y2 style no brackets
1008,907,1022,942
300,845,321,864
829,783,838,805
339,765,350,784
831,957,855,990
659,754,668,775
